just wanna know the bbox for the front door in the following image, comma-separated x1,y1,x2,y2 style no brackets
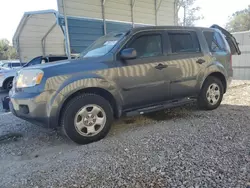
116,31,170,109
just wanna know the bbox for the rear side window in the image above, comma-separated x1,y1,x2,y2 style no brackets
204,31,226,52
168,32,200,53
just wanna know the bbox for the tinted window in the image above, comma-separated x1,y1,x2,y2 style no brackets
12,63,21,67
128,34,162,58
49,57,68,62
169,32,200,53
204,31,226,52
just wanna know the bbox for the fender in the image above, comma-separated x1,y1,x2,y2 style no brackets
197,61,227,91
46,72,124,127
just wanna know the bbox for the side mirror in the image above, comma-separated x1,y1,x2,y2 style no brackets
120,48,137,60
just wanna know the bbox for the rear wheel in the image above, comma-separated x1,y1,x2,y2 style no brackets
198,76,224,110
61,93,114,144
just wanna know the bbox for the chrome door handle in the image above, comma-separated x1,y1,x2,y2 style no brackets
196,59,206,64
155,64,168,70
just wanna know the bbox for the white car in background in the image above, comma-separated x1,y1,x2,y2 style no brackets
0,55,70,90
0,60,24,71
0,60,4,67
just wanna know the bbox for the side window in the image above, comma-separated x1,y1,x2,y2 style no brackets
49,57,67,62
12,63,20,67
204,31,226,52
168,32,200,53
127,34,163,58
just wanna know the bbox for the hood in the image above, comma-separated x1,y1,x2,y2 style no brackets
23,54,113,77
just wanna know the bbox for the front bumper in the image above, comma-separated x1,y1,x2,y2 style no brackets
10,90,58,128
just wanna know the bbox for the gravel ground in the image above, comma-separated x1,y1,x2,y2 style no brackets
0,80,250,188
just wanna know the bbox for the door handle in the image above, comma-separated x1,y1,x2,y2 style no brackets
196,59,206,64
155,63,168,70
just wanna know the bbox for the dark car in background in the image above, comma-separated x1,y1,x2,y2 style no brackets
22,55,71,68
9,25,241,144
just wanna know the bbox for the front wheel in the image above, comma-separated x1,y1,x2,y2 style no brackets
197,76,224,110
4,78,13,90
61,93,114,144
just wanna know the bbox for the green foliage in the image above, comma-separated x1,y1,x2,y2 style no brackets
226,5,250,32
0,39,18,60
176,0,203,26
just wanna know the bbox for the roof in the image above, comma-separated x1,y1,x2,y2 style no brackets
130,25,213,33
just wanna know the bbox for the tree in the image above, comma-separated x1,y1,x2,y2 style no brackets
0,39,18,60
226,5,250,32
175,0,203,26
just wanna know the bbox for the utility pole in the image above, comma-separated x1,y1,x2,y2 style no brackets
183,4,186,26
62,0,71,60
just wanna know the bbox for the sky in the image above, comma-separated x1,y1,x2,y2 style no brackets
0,0,57,42
0,0,249,42
194,0,250,27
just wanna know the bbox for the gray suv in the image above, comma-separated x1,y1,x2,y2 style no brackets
9,25,241,144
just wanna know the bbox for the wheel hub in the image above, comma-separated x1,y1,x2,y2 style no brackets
74,104,106,137
206,83,220,105
84,114,97,126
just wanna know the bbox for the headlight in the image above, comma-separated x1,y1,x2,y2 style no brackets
16,69,44,88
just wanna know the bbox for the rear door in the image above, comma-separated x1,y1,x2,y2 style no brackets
210,24,241,55
163,30,206,99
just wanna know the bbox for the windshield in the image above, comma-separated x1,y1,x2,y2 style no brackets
2,63,10,68
23,56,43,67
80,32,125,58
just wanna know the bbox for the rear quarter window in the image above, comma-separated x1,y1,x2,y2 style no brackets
168,31,201,53
203,31,227,53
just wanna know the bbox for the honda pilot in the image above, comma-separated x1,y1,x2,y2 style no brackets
9,25,241,144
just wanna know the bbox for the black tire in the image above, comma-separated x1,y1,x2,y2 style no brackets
197,76,224,110
61,93,114,144
4,78,13,90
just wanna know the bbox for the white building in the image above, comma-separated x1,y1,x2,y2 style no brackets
232,31,250,80
13,10,65,63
